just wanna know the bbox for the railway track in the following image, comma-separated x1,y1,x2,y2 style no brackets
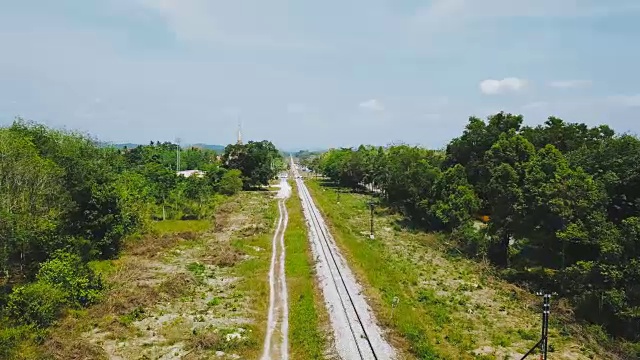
292,161,395,360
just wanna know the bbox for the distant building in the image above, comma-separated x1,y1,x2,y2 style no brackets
177,170,205,178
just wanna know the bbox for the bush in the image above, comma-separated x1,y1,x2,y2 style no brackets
218,169,243,195
7,282,66,327
451,222,488,258
36,251,103,307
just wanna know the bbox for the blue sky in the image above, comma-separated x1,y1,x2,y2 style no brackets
1,0,639,150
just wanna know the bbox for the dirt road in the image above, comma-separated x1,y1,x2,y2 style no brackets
260,175,292,360
292,162,396,360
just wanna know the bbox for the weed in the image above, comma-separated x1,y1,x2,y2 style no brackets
207,297,221,307
186,262,206,277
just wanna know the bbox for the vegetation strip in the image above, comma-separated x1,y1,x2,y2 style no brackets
0,120,285,358
306,179,615,359
300,114,640,358
284,179,330,360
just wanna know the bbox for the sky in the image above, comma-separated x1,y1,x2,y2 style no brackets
1,0,640,150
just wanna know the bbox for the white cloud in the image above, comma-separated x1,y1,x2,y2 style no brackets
359,99,384,111
549,80,592,88
607,94,640,107
479,77,527,95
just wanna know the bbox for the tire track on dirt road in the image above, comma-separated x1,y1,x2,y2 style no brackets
292,160,396,360
261,175,291,360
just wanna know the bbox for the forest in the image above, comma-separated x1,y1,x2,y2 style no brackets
306,113,640,350
0,120,281,356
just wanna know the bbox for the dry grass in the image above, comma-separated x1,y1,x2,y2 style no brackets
42,336,107,360
124,232,186,258
200,242,244,267
186,330,223,351
157,272,197,299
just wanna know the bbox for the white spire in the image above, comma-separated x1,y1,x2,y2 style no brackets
237,117,243,145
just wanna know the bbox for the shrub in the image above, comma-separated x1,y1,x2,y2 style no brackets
218,169,243,195
7,282,66,327
36,251,103,307
451,222,488,258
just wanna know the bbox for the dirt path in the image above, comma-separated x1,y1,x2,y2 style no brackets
292,161,396,360
261,175,292,360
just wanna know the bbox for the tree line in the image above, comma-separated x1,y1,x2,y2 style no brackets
308,113,640,348
0,120,282,355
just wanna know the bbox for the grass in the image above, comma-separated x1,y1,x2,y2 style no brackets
284,180,329,360
306,179,612,360
33,191,278,360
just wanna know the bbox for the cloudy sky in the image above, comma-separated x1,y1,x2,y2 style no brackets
1,0,639,150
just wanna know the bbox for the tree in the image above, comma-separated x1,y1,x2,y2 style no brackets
0,129,67,276
425,164,480,231
223,140,281,189
523,145,605,269
483,132,535,267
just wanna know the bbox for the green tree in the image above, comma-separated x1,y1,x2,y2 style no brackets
223,140,282,188
0,129,67,276
483,131,535,267
425,164,480,231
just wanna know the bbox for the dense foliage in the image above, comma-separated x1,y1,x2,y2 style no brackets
222,140,283,189
0,120,281,357
314,113,640,346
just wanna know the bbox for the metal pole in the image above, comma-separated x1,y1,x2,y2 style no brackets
369,202,374,239
519,293,551,360
539,294,546,357
543,294,550,360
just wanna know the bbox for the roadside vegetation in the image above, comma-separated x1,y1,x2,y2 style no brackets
285,180,330,360
308,180,618,359
0,119,282,358
304,112,640,358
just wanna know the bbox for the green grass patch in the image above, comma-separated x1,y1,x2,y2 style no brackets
151,219,211,235
88,259,117,278
285,181,328,360
187,262,207,280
